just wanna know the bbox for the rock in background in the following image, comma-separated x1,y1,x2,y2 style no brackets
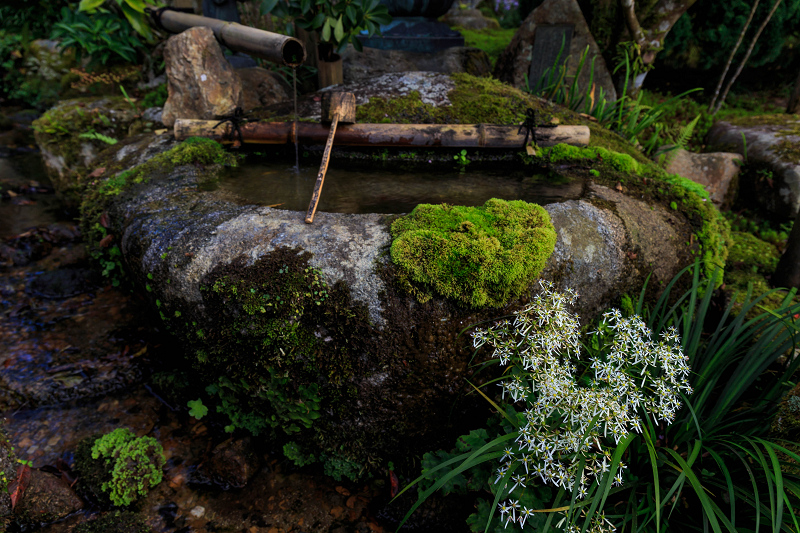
707,116,800,220
493,0,616,102
341,46,492,83
161,26,243,128
656,147,743,209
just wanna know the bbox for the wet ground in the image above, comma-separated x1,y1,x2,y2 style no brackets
0,109,435,533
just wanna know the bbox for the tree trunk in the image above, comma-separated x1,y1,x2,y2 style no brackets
787,67,800,114
708,0,760,113
772,210,800,289
617,0,700,96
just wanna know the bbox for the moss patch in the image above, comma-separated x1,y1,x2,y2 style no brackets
74,511,153,533
390,198,556,308
79,137,238,288
456,27,516,69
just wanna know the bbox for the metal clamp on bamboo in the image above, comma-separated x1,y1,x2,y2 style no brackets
174,120,591,148
305,92,356,224
149,9,306,67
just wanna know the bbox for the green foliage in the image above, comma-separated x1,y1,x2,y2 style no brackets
283,441,317,467
390,198,556,308
206,370,322,436
454,149,470,168
74,510,153,533
140,83,167,108
187,398,208,419
455,27,516,69
406,265,800,532
0,0,71,38
77,0,161,43
80,130,119,145
260,0,391,53
51,7,146,68
661,0,800,72
90,428,165,507
322,451,363,482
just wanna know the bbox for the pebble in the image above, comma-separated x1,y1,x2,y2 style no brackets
190,505,205,518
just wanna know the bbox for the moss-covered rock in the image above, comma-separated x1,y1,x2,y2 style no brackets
32,97,142,193
0,423,14,529
390,199,556,307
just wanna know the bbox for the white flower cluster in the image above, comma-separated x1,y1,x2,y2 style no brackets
472,282,692,532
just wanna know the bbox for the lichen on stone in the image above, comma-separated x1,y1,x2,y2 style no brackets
390,198,557,308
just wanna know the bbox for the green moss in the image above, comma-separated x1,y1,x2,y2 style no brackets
529,142,730,283
74,511,153,533
771,138,800,165
79,137,237,289
723,113,800,128
390,198,556,308
727,231,780,274
89,428,165,507
540,144,640,173
455,27,516,68
74,429,165,508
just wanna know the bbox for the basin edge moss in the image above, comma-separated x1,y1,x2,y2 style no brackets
390,199,557,308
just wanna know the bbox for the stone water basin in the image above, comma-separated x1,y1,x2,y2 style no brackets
94,134,693,478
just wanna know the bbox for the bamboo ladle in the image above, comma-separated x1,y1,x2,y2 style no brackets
305,92,356,224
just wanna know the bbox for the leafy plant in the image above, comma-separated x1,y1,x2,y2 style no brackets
80,130,119,145
77,0,161,43
51,7,146,68
260,0,391,54
454,149,470,168
187,398,208,419
402,263,800,532
90,428,165,507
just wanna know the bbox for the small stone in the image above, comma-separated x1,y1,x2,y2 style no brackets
190,505,205,518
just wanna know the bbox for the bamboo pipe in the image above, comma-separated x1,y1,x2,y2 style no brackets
174,120,591,148
152,10,306,67
305,93,356,224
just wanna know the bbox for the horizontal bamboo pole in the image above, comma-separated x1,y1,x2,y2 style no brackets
156,10,306,66
174,120,590,148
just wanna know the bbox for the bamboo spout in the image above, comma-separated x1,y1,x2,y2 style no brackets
153,10,306,67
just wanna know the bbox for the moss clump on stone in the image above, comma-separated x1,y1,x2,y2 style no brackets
74,511,153,533
79,137,237,288
390,198,556,308
727,231,780,274
540,144,640,173
74,428,165,508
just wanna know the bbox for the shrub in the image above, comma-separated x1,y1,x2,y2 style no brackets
390,198,556,308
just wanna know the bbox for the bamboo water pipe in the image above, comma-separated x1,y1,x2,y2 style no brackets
174,120,591,148
149,9,306,67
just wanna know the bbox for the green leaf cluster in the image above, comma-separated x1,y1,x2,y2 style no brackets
260,0,391,52
51,7,146,68
90,428,165,507
78,0,159,43
390,198,556,308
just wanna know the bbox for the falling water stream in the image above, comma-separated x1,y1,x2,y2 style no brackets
293,66,300,172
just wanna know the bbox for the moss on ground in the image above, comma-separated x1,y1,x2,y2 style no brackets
390,198,556,308
454,27,516,69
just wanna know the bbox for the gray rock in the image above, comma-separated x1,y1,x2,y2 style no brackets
493,0,616,103
162,26,243,128
236,67,291,112
656,146,743,208
13,469,84,525
296,72,456,120
706,117,800,220
441,7,500,30
0,426,14,526
341,46,492,84
142,107,164,125
197,438,261,489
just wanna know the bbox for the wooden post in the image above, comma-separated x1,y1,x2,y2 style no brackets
304,92,356,224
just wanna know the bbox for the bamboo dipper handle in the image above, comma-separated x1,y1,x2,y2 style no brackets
305,113,339,223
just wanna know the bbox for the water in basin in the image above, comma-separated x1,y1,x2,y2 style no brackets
215,161,584,214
